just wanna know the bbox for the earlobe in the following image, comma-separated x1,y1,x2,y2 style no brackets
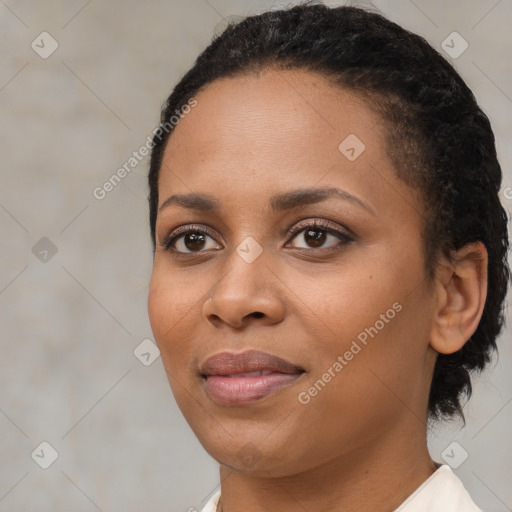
430,241,488,355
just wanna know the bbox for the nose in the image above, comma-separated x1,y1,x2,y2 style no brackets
202,248,285,330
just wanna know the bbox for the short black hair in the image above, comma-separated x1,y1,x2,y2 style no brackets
148,2,510,421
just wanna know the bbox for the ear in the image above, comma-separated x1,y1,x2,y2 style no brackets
430,241,488,354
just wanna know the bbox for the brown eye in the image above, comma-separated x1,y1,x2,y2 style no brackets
183,232,207,251
288,220,353,250
304,229,327,248
164,226,222,253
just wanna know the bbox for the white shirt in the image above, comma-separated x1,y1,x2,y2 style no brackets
199,464,482,511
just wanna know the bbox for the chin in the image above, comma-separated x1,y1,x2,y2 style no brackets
195,431,314,478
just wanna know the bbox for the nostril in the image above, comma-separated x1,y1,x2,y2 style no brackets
252,312,265,319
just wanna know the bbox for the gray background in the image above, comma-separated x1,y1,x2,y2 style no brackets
1,0,511,511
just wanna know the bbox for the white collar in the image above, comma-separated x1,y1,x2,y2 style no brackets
394,464,482,511
199,464,482,512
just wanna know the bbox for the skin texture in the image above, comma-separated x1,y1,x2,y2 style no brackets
148,68,487,512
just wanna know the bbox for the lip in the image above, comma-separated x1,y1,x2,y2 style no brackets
200,349,304,376
200,350,305,405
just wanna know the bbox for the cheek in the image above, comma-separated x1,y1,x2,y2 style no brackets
148,268,198,361
148,271,202,408
303,288,432,433
148,273,172,342
288,259,396,346
294,247,428,391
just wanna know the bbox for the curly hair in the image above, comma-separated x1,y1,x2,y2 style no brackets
148,1,510,421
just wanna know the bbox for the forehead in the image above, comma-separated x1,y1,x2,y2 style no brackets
158,68,420,225
165,68,379,167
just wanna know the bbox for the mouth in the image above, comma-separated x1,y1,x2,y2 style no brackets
200,349,305,405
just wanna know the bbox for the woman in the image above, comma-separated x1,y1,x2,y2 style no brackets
147,3,509,511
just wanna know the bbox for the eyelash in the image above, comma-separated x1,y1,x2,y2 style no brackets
161,219,354,256
287,219,353,251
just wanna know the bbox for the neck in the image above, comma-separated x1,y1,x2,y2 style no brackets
216,421,436,512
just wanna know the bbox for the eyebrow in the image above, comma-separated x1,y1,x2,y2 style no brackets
158,187,374,215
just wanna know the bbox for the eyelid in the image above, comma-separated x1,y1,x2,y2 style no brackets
285,218,354,243
160,218,354,254
161,223,222,251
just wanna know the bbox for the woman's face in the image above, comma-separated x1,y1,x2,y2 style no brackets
148,68,439,476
